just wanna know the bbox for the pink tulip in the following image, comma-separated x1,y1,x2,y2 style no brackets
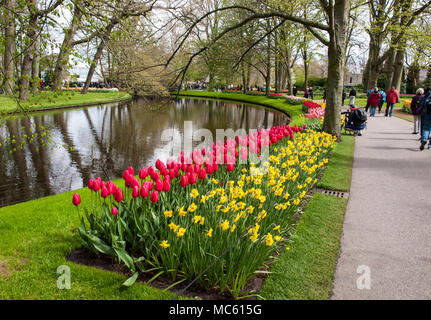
112,207,118,216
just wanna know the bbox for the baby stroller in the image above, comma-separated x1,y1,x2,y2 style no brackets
342,107,367,136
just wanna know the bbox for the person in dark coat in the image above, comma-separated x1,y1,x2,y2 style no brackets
304,87,309,98
342,89,346,106
292,86,297,96
309,87,314,100
349,88,357,105
410,88,425,134
420,86,431,150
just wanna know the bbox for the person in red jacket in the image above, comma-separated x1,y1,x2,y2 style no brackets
367,87,381,117
385,86,400,117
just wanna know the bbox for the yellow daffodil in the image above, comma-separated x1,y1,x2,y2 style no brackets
160,240,170,248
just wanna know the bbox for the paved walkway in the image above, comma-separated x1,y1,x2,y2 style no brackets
331,113,431,300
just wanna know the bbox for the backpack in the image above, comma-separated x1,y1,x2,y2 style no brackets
423,95,431,115
354,108,367,124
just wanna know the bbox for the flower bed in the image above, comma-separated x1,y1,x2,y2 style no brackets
402,100,412,114
301,101,345,131
73,125,336,297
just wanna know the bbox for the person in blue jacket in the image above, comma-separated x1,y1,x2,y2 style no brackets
378,88,386,113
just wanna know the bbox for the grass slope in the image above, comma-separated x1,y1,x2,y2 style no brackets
176,91,305,125
260,134,355,300
0,91,132,114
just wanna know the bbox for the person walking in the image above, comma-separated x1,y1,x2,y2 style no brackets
410,88,425,134
365,87,374,113
293,86,297,96
367,87,381,117
419,87,431,150
349,87,356,105
309,87,314,100
385,86,400,117
304,87,309,98
378,88,386,113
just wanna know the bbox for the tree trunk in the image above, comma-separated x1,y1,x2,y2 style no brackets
3,0,16,95
19,1,39,101
51,0,84,91
303,41,309,90
323,0,351,140
391,47,405,91
363,40,382,90
31,36,40,94
82,22,116,94
384,47,396,90
265,23,271,95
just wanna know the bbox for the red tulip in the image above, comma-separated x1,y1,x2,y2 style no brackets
227,163,234,172
150,190,159,203
140,184,149,198
128,166,134,176
72,193,81,206
139,168,148,180
148,166,155,176
101,186,109,198
123,170,130,180
112,207,118,216
88,179,94,190
114,188,123,202
198,169,206,180
189,173,197,185
132,185,139,198
93,180,101,192
155,180,163,192
163,180,170,192
180,175,188,187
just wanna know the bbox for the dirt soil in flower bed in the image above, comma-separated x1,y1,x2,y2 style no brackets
66,248,267,300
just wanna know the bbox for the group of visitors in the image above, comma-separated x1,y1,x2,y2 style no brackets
410,86,431,151
304,87,314,99
365,86,399,117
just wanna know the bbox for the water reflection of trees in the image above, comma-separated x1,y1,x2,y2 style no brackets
0,99,287,207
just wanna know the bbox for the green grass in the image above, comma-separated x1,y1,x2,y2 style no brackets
317,135,355,191
0,185,182,300
260,134,355,300
176,90,305,125
0,91,132,114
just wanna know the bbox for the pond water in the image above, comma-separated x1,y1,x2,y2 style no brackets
0,98,287,207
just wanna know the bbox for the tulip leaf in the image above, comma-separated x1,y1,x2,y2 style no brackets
122,272,139,287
